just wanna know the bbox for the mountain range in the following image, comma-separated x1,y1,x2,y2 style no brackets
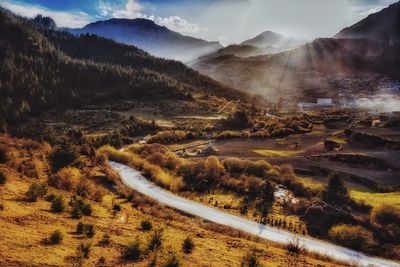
68,18,223,62
191,1,400,98
200,31,307,59
241,31,306,50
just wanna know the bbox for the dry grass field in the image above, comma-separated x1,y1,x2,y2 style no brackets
0,135,348,267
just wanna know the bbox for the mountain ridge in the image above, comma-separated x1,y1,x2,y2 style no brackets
0,8,247,124
68,18,223,62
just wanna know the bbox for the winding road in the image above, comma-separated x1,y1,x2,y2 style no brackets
109,161,400,267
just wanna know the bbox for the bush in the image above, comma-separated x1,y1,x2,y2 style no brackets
329,224,374,250
69,196,92,218
182,236,195,253
0,144,10,163
76,222,95,238
48,230,63,245
84,224,95,238
321,174,350,206
81,203,92,216
0,171,7,185
49,146,78,172
124,238,142,261
45,193,56,202
71,206,83,219
241,248,261,267
285,237,304,255
148,228,163,251
140,220,152,231
26,182,47,202
113,203,121,212
225,111,251,129
76,222,85,234
0,203,4,211
164,252,180,267
51,196,65,213
371,204,400,225
77,242,92,258
100,233,111,245
48,167,81,192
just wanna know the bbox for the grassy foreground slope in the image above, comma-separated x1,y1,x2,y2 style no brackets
0,135,346,266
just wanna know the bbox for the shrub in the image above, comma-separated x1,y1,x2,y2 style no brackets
225,111,251,129
148,228,163,251
124,238,142,261
45,193,56,202
321,174,350,206
85,224,95,238
76,222,85,234
48,167,81,192
97,256,106,266
164,252,180,267
69,196,92,218
140,220,152,231
51,196,65,213
0,203,5,211
204,156,225,183
182,236,195,253
49,146,78,172
100,233,111,245
0,171,7,185
223,157,245,174
77,242,92,258
48,230,63,245
26,182,47,202
329,224,374,250
76,179,94,198
0,144,10,163
71,206,83,219
371,204,400,225
285,237,304,255
241,248,261,267
113,203,121,212
81,203,92,216
76,222,95,238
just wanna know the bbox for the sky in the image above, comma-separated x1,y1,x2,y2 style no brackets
1,0,398,45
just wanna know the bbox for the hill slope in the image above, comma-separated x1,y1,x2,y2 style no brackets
0,10,247,125
335,1,400,45
69,18,223,62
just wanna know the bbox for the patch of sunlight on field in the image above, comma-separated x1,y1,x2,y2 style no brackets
298,176,373,193
330,137,347,144
298,176,324,190
350,191,400,208
253,150,300,157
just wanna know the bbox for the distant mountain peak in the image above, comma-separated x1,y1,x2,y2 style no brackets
241,30,285,47
68,18,222,62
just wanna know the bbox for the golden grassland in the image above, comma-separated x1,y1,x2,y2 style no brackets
298,175,400,208
0,137,349,266
253,150,301,158
350,191,400,208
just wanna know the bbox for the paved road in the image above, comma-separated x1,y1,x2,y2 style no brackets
109,161,400,267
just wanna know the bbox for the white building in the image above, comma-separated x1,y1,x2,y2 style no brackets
317,98,333,106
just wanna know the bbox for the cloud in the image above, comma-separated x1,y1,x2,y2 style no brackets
109,0,200,35
112,0,144,19
155,16,199,35
0,1,92,28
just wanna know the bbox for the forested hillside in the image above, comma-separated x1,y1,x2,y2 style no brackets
0,10,247,125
